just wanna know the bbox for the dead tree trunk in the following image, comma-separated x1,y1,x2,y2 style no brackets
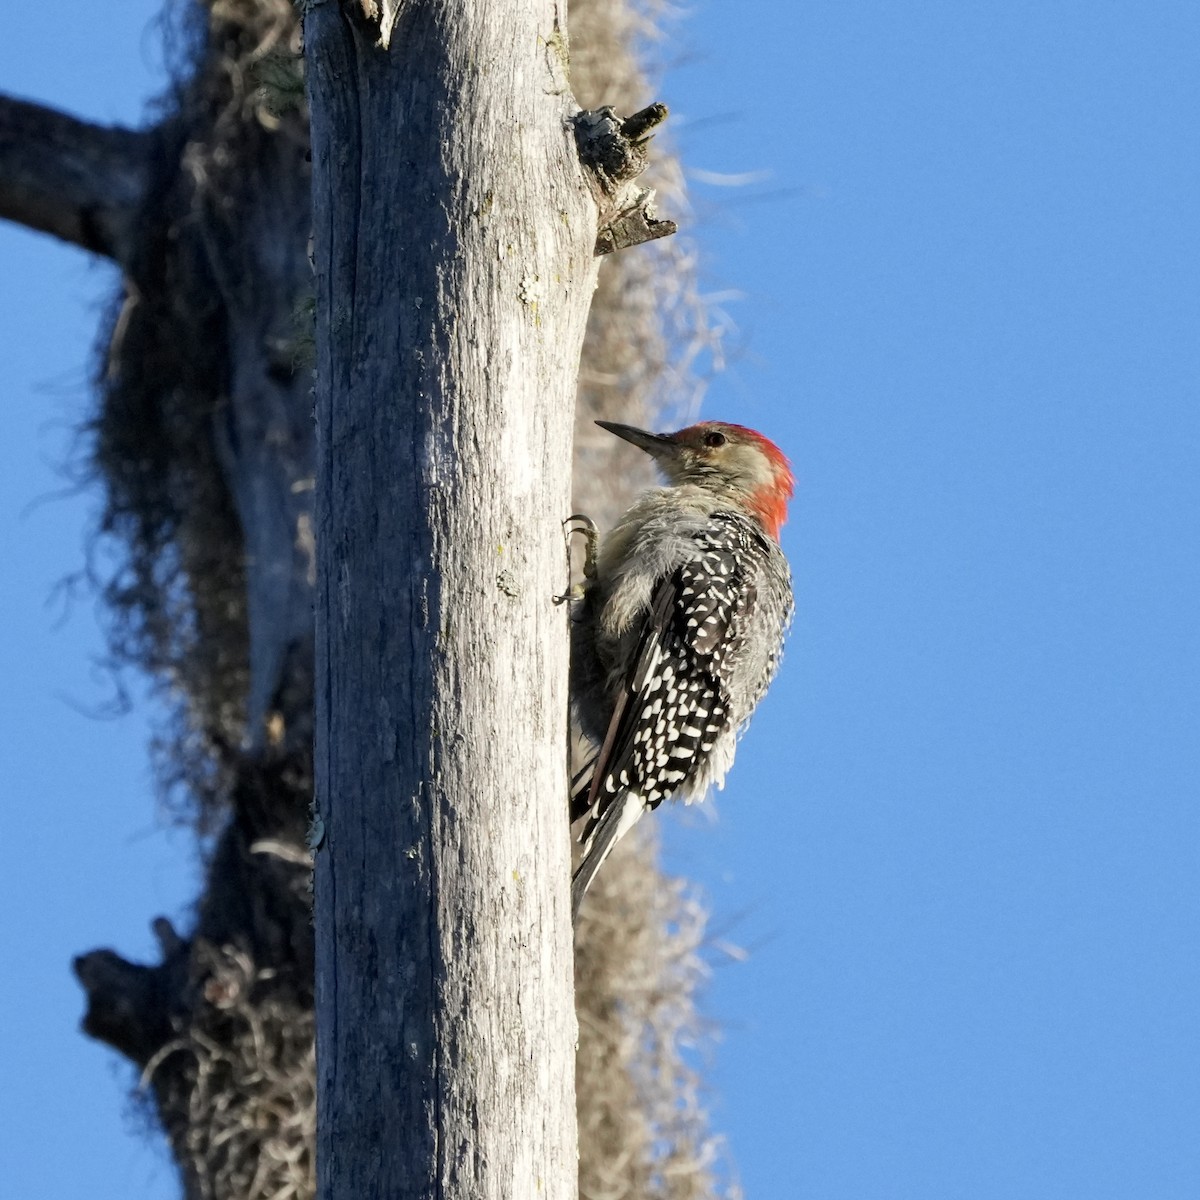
305,3,602,1194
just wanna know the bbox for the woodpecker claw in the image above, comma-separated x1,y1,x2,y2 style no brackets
564,514,599,579
555,513,600,604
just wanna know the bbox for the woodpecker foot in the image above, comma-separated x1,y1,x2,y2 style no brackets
565,514,599,579
555,513,599,603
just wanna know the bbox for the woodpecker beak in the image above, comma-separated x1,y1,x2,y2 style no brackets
595,420,675,459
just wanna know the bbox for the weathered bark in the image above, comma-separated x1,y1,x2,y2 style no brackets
305,2,600,1193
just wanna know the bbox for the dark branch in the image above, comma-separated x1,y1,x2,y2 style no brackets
575,104,678,255
0,93,152,262
73,937,185,1066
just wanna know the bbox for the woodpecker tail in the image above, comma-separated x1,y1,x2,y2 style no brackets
571,789,648,921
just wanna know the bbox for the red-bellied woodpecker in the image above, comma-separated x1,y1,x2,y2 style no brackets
570,418,795,918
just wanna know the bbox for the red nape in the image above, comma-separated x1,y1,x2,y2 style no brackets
746,474,792,541
724,424,795,540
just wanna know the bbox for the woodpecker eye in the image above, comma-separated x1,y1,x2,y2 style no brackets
703,430,727,448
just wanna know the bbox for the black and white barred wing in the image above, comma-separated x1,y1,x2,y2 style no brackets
571,519,762,913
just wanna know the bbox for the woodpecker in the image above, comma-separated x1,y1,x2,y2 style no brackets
570,418,794,918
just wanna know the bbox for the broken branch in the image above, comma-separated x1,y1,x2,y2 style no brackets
0,93,152,262
575,103,678,255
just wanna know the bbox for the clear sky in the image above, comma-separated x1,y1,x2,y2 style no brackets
3,2,1200,1198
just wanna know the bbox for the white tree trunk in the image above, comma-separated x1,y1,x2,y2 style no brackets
305,2,599,1196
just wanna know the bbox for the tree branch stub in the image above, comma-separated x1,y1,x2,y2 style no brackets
0,93,150,262
73,941,182,1067
574,103,678,255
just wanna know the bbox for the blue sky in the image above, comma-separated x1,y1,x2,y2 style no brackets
4,2,1200,1198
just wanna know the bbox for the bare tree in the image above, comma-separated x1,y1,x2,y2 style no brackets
0,1,728,1197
